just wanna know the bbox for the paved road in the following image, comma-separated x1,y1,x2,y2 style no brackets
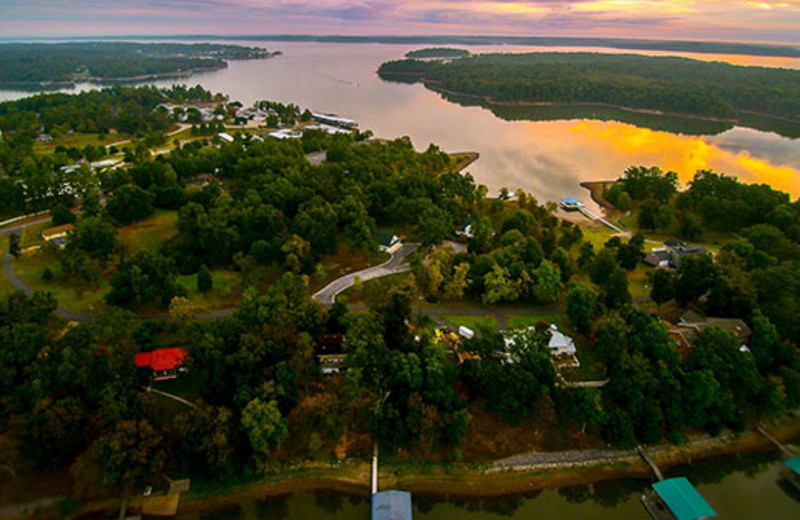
312,244,418,306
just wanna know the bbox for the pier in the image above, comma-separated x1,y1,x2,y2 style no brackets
560,197,623,232
637,445,664,482
370,442,413,520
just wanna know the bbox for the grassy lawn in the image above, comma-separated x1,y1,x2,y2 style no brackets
628,265,651,299
20,221,51,248
13,248,109,314
338,271,412,304
117,210,179,255
0,235,17,298
441,314,499,331
33,132,122,155
152,371,203,401
176,269,243,311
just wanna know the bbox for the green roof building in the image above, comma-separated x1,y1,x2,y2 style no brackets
648,477,717,520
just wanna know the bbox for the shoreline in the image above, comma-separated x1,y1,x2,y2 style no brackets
61,415,800,519
580,180,617,212
379,73,800,128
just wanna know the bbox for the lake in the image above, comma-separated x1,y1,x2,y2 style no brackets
1,41,799,206
182,450,800,519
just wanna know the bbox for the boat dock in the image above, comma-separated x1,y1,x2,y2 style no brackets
371,442,413,520
637,445,664,482
560,197,623,232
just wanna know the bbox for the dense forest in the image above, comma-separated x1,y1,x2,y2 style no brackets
406,48,470,59
2,86,800,498
0,42,276,85
378,52,800,123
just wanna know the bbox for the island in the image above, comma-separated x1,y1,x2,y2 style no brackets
0,85,799,519
0,42,281,88
405,47,471,59
378,52,800,135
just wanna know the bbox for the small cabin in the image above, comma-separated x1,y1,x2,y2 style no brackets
41,223,74,250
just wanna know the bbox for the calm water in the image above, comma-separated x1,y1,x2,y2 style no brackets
183,451,800,520
1,42,800,203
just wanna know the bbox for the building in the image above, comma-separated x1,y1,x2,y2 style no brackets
547,324,577,357
560,197,585,211
371,490,412,520
218,132,234,143
645,241,709,269
377,232,402,254
782,456,800,491
311,112,358,129
455,219,474,239
135,347,188,381
267,128,302,140
668,310,751,358
458,326,475,340
318,354,346,375
641,477,716,520
41,223,74,250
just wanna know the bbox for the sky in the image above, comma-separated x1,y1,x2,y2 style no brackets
1,0,800,44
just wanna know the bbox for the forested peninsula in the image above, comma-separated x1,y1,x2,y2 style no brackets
378,52,800,128
0,42,279,87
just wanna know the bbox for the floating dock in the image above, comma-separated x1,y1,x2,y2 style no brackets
560,197,623,232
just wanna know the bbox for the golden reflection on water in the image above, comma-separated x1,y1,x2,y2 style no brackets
566,120,800,196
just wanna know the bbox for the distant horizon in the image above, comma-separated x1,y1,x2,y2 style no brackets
2,1,799,45
1,33,799,48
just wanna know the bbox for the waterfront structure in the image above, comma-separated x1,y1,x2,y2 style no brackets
560,197,585,211
782,456,800,491
311,112,358,128
371,490,412,520
641,477,716,520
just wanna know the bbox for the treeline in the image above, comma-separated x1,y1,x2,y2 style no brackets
0,42,275,85
378,52,800,122
406,48,470,59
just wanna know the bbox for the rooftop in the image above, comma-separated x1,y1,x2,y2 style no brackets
653,477,716,520
371,490,412,520
784,456,800,476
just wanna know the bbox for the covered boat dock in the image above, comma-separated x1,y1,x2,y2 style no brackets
642,477,717,520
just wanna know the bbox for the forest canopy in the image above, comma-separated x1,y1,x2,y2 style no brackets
378,52,800,125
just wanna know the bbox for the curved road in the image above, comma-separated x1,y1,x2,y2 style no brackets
312,244,418,306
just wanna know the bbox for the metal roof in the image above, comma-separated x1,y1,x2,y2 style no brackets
784,457,800,476
653,477,716,520
372,490,412,520
560,197,583,205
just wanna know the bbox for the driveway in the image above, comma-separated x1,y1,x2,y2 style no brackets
313,244,418,306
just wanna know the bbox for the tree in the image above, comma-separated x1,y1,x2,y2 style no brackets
675,255,715,307
533,260,563,303
197,264,213,293
590,248,618,285
566,282,599,335
50,203,75,226
650,268,675,305
106,184,155,225
603,268,631,309
70,216,116,260
241,398,289,454
8,232,20,258
91,419,165,490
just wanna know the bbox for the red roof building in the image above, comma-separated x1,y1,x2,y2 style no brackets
135,347,188,381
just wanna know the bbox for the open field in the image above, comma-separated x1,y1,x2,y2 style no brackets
441,314,499,331
117,210,179,254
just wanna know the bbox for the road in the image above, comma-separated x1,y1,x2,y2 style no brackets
312,244,418,306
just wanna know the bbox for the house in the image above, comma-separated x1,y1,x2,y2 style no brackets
560,197,585,211
267,128,302,140
645,241,709,269
376,232,402,254
134,347,188,381
668,310,751,359
218,132,234,143
457,326,475,340
547,324,577,357
41,223,74,250
455,219,475,239
318,354,346,375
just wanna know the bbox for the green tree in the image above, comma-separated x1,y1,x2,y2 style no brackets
566,282,599,335
241,398,289,454
50,203,76,226
197,264,213,293
70,216,116,260
603,268,631,309
91,419,165,490
650,268,675,305
8,232,20,258
106,184,155,225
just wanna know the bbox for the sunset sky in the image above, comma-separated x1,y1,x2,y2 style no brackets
1,0,799,43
